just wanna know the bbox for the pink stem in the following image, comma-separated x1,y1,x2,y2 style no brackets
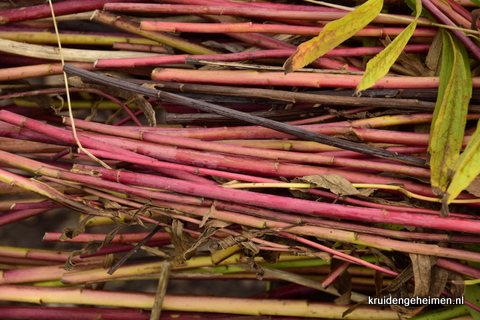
156,0,343,11
82,131,440,196
277,232,397,276
107,3,428,25
436,258,480,279
150,68,447,89
443,0,473,21
0,208,51,227
0,110,213,185
321,260,352,288
421,0,480,60
0,0,143,24
71,165,480,234
0,62,96,82
113,109,145,126
63,117,430,178
429,0,471,28
140,21,437,38
96,45,430,68
81,149,463,216
0,87,142,127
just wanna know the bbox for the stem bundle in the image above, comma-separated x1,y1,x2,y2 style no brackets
1,0,480,318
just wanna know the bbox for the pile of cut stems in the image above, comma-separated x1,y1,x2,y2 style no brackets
0,0,480,319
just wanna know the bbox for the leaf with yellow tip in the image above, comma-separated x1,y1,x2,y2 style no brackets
356,0,422,93
428,31,472,216
443,123,480,206
431,32,471,188
283,0,383,74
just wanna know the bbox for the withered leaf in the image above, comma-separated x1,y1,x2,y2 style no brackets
466,175,480,197
295,174,359,196
64,220,129,271
330,259,352,306
199,200,217,228
410,253,437,298
449,271,466,299
425,32,443,76
64,240,103,271
211,229,272,251
166,219,196,265
61,215,96,241
429,266,449,297
184,219,230,259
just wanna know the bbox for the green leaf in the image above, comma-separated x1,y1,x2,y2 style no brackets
444,121,480,204
355,0,422,92
428,30,472,202
466,285,480,320
470,0,480,7
407,305,469,320
283,0,383,74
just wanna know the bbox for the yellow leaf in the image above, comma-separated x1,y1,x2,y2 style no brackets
356,0,422,92
444,124,480,205
283,0,383,74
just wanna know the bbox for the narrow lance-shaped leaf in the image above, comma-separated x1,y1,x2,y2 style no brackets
444,122,480,206
428,31,472,215
356,0,422,93
283,0,383,74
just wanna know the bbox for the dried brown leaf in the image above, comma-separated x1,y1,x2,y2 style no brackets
331,259,352,306
449,271,466,299
466,175,480,197
332,129,363,142
184,219,230,259
64,240,103,271
166,219,196,265
429,266,449,297
425,32,443,76
296,174,360,196
380,37,425,76
199,200,217,228
61,215,96,241
410,253,435,298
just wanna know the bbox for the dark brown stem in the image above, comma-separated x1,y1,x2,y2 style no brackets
63,64,427,167
164,107,328,125
64,64,426,166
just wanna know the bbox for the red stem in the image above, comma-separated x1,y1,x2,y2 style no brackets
95,45,430,68
0,0,143,24
63,117,430,178
0,87,142,127
443,0,473,21
140,21,438,37
421,0,480,60
0,208,51,227
75,165,480,233
428,0,471,28
321,260,352,288
150,68,445,89
107,3,427,25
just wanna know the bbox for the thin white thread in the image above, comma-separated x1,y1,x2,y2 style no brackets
47,0,111,169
